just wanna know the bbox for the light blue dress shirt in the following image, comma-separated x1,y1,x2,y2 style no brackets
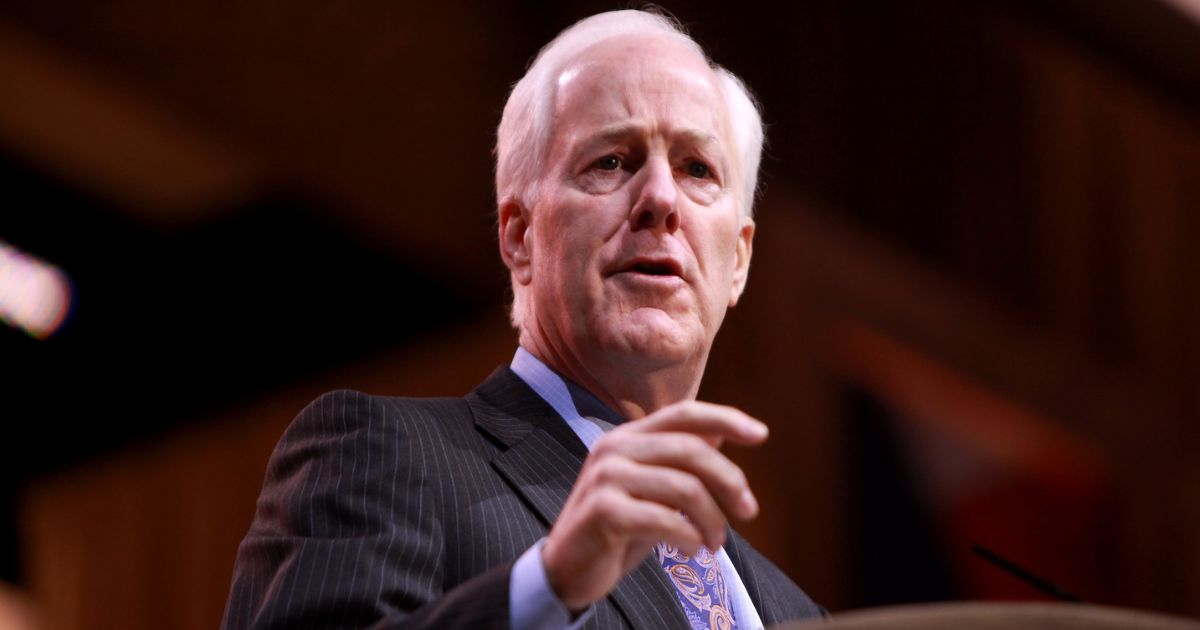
507,347,765,630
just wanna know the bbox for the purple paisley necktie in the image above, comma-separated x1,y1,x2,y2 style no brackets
655,542,738,630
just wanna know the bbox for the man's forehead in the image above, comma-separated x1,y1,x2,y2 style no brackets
551,35,733,149
555,33,717,96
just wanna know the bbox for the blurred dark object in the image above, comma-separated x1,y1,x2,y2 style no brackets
972,544,1083,602
835,323,1118,607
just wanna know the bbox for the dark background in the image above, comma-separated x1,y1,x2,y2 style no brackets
1,1,1199,627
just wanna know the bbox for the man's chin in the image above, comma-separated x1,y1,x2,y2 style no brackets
597,311,700,364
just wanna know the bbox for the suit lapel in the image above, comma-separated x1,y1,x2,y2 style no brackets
468,367,690,630
724,528,779,625
608,555,691,630
469,366,588,529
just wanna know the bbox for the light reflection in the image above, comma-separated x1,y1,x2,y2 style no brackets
0,239,72,339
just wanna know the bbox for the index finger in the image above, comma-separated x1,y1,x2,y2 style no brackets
625,401,769,446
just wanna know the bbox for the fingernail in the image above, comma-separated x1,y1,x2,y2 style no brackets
748,421,768,440
739,489,759,518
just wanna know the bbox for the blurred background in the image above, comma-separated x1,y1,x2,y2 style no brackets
1,0,1199,628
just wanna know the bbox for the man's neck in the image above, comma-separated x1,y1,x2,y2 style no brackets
518,333,706,420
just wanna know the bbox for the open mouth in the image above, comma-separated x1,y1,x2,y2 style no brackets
612,257,684,280
629,261,678,276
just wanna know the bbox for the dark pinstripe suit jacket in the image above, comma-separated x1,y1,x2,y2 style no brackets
222,366,824,629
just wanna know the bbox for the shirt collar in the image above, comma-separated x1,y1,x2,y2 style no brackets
510,347,625,427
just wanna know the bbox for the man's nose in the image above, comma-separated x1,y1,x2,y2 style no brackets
629,158,679,233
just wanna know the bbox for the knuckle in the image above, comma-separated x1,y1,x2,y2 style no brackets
592,434,616,456
675,433,707,453
717,402,742,416
728,464,748,488
655,508,685,532
662,399,696,421
679,475,707,503
718,464,748,496
677,435,712,462
588,487,622,519
591,457,627,485
596,429,631,454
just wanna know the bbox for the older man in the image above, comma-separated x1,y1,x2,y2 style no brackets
223,9,823,629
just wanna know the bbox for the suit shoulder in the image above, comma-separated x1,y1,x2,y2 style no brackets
288,389,471,436
265,390,477,484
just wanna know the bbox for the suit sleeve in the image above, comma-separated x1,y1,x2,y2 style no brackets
221,389,512,629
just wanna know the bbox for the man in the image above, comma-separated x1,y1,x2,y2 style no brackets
223,9,824,629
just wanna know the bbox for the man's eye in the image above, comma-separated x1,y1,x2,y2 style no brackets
595,155,622,171
686,161,711,179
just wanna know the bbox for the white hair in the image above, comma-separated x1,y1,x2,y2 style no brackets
495,9,765,218
496,9,765,328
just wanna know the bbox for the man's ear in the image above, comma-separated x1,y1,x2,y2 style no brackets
498,199,533,286
728,217,755,307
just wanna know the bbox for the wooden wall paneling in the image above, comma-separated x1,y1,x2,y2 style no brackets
21,316,516,630
994,10,1200,613
772,188,1198,614
704,201,849,610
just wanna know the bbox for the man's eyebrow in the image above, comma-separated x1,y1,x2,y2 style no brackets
581,124,724,152
674,128,723,152
582,123,644,147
